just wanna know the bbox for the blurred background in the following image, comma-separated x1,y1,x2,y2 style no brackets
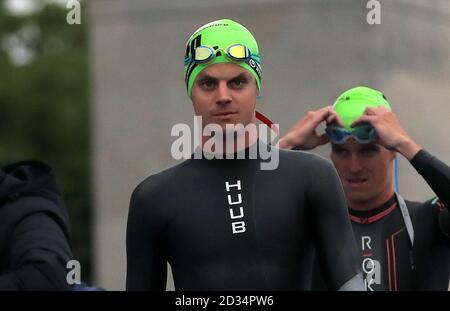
1,0,449,290
0,0,91,281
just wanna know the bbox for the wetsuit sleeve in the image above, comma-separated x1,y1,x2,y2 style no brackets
307,158,364,291
0,198,73,290
126,182,167,290
410,149,450,237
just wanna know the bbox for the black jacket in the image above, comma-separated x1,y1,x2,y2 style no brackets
0,161,73,290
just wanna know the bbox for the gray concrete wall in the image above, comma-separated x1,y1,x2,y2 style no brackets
89,0,450,290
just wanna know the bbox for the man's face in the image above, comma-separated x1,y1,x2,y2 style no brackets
330,139,396,207
191,62,258,130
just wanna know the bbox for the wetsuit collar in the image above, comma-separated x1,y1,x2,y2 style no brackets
349,194,397,220
349,192,414,246
191,139,268,161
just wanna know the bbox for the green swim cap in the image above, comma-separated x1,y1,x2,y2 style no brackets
333,86,391,131
184,19,262,98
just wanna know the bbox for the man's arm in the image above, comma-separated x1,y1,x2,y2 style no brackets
279,107,341,150
0,198,73,290
353,106,450,236
410,149,450,237
410,150,450,208
126,182,167,290
307,157,364,291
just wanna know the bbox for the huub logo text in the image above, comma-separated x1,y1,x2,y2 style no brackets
225,180,246,234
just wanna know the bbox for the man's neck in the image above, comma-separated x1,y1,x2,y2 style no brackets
348,187,395,212
200,125,258,155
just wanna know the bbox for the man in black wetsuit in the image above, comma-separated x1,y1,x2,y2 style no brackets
126,19,363,291
280,86,450,290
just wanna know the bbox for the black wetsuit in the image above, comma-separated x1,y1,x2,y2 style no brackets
313,149,450,290
126,142,362,290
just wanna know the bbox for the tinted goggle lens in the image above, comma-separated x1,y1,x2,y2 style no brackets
193,46,215,63
226,44,250,60
326,125,376,144
351,125,375,143
325,127,347,143
189,44,255,64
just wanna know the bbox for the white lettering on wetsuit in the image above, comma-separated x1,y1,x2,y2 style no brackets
362,236,372,250
225,180,246,234
361,235,381,290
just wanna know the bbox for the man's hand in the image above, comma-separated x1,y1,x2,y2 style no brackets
351,106,422,160
279,106,343,150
